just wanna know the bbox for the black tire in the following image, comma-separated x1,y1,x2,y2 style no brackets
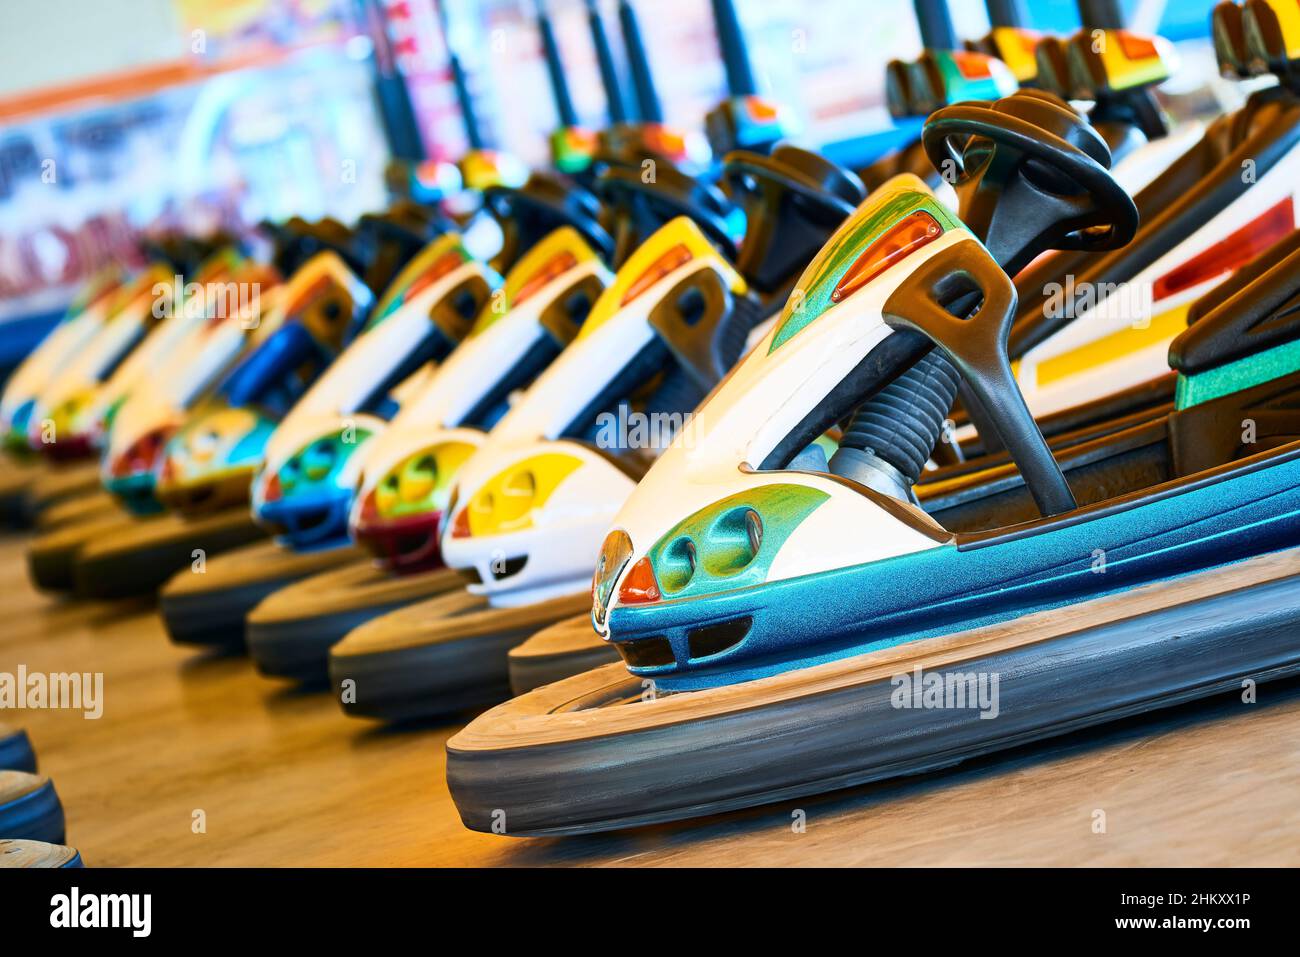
159,540,361,650
248,561,462,684
0,774,65,845
448,554,1300,836
71,509,266,600
0,727,36,773
329,590,589,722
506,615,619,696
26,513,135,593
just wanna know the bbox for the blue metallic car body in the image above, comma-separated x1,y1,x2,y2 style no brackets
610,447,1300,690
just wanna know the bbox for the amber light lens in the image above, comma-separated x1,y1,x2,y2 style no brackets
643,126,687,161
513,251,579,306
617,556,662,605
357,487,381,523
950,50,993,79
1116,30,1158,60
621,244,693,305
399,251,467,307
1007,30,1038,59
285,274,333,319
746,97,779,121
564,127,598,149
111,429,167,478
450,506,472,539
831,210,943,304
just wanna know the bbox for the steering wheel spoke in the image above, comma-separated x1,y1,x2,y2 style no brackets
922,91,1138,274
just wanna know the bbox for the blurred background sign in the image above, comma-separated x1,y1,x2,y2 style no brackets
0,0,1226,368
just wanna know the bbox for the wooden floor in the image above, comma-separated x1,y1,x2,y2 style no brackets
3,532,1299,867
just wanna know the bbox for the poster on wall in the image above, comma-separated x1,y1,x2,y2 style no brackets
0,1,388,326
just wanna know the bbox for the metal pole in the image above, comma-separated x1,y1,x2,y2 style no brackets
711,0,758,96
358,0,426,160
434,0,485,150
618,0,663,123
914,0,958,50
985,0,1029,28
537,0,579,127
586,0,628,124
1078,0,1125,29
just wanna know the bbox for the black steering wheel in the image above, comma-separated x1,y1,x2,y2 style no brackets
921,90,1138,272
485,174,616,265
596,163,740,261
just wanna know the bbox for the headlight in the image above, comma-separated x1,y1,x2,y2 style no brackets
369,441,475,521
592,529,635,625
300,439,337,481
458,452,581,538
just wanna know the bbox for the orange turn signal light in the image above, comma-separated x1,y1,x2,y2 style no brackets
514,250,579,306
831,210,943,304
450,506,472,539
401,250,468,307
617,556,662,605
747,97,779,121
950,50,994,80
1116,30,1159,61
621,244,693,305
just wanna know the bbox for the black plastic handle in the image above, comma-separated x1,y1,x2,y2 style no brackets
883,238,1077,516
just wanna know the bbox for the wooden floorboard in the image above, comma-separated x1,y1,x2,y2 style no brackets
2,532,1298,866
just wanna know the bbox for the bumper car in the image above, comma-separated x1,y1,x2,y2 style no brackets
1006,1,1300,424
23,257,197,466
246,225,611,680
17,250,263,590
1,266,174,531
240,0,739,686
0,840,84,869
0,730,72,861
244,149,741,682
6,223,303,563
866,17,1235,437
157,225,491,644
1,267,127,457
0,268,129,527
873,7,1195,201
99,257,284,516
971,0,1204,194
327,145,865,721
447,83,1300,837
48,211,430,599
161,171,616,650
1,230,235,470
366,1,1300,712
